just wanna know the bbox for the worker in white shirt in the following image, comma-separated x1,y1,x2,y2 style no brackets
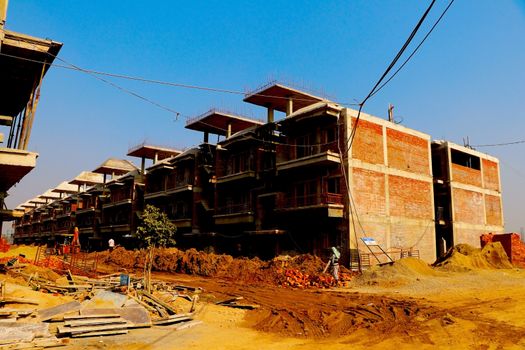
108,238,115,252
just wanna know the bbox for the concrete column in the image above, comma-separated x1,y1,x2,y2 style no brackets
204,132,209,144
267,108,274,123
153,152,158,165
227,123,232,138
286,98,293,116
0,0,8,29
141,157,145,174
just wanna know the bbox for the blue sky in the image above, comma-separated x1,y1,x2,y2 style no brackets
3,1,525,234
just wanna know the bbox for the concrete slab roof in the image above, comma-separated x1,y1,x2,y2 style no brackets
279,102,343,127
244,82,327,113
0,147,37,192
52,181,78,194
92,158,138,175
0,29,62,117
28,197,46,205
38,189,61,200
185,109,263,136
69,171,105,186
432,140,499,162
127,143,182,160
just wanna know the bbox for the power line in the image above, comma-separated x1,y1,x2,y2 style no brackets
472,140,525,147
346,0,438,153
0,51,360,107
369,0,455,99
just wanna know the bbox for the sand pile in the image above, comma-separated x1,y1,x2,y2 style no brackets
353,257,439,287
0,245,39,260
99,247,345,288
433,242,513,271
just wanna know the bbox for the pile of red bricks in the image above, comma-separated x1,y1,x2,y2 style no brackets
0,237,9,253
481,233,525,268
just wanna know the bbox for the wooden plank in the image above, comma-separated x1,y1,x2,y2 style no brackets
80,308,151,328
0,298,39,305
216,296,243,305
140,291,178,315
65,318,127,328
37,301,81,321
64,314,120,320
71,329,128,338
58,322,129,335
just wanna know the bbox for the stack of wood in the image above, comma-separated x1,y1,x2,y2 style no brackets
58,314,130,338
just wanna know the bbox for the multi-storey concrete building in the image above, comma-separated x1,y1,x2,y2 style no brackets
431,141,503,257
12,83,505,265
0,1,62,232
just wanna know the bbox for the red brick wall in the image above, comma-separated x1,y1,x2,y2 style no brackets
352,168,386,216
485,194,503,226
388,175,433,219
452,188,484,224
451,164,482,187
351,118,384,165
483,159,500,191
386,128,430,175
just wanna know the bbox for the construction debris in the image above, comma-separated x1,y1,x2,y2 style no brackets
0,251,202,348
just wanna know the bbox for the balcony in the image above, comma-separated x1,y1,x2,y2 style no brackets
216,170,256,184
103,199,132,209
277,143,340,172
276,193,344,217
213,203,254,225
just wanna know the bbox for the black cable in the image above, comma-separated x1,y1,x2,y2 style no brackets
346,0,437,152
369,0,455,99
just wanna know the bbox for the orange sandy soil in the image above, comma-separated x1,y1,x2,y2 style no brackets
3,244,525,349
67,258,525,349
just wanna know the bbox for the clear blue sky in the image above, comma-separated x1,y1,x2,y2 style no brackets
3,1,525,234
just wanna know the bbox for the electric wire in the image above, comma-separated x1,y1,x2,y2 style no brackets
368,0,455,99
0,51,360,107
471,140,525,147
346,0,437,153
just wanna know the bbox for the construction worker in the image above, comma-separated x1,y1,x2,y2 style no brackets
71,227,81,253
330,247,341,282
108,238,115,252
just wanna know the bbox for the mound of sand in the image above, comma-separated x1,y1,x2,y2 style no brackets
352,257,439,287
433,242,513,271
0,245,39,260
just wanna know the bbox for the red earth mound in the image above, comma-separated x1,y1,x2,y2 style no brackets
98,247,351,288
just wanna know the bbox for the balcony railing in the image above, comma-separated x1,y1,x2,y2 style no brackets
280,193,343,209
166,177,193,190
289,141,338,162
215,203,252,216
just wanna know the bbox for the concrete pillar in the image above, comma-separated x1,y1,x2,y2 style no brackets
204,132,209,144
227,123,232,138
0,0,8,29
153,152,158,165
267,108,274,123
140,157,145,174
286,98,293,116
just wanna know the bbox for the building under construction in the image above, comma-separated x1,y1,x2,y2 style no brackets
11,82,504,265
0,1,62,234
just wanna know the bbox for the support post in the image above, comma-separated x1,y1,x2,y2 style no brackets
286,98,293,116
226,123,232,138
267,108,274,123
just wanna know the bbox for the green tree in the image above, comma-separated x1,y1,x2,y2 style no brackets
136,204,177,248
136,204,176,291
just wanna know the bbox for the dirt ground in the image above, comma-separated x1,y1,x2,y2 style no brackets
69,244,525,350
3,244,525,349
